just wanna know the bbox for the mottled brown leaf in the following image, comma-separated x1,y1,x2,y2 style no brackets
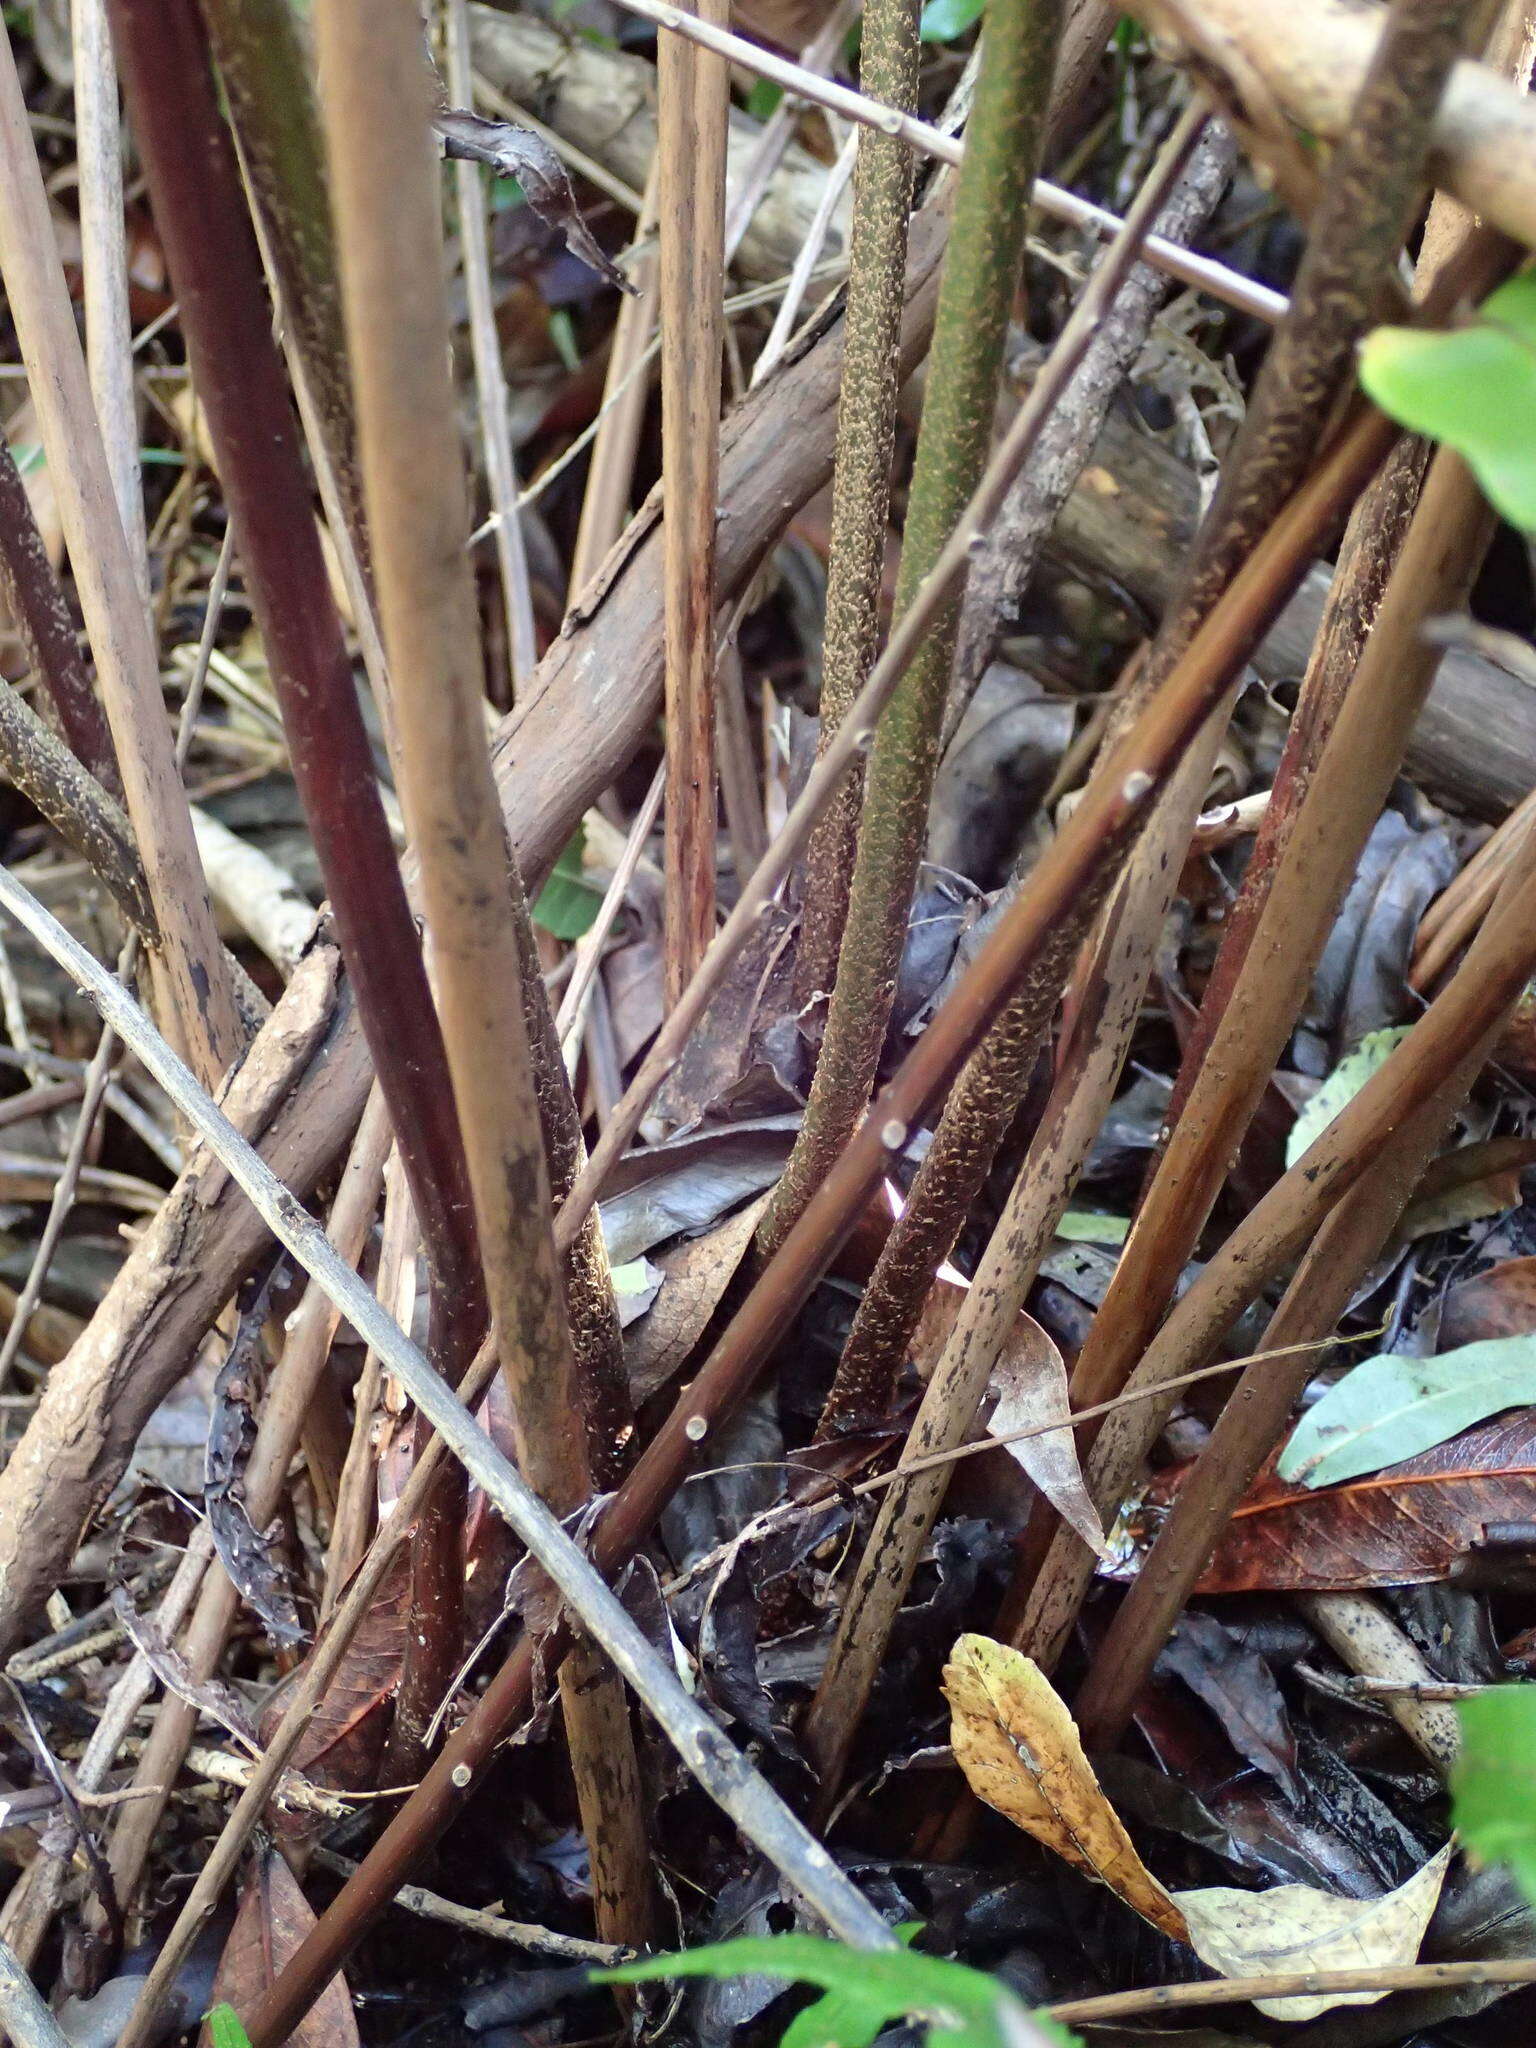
201,1849,359,2048
1440,1253,1536,1350
259,1555,409,1809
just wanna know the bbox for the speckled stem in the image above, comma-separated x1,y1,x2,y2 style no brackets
760,0,1065,1259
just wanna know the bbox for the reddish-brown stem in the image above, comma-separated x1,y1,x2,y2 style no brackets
0,440,120,795
108,0,484,1336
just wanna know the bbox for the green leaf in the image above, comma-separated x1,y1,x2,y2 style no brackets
920,0,984,42
1285,1027,1411,1169
1279,1334,1536,1488
1054,1211,1130,1245
747,78,784,120
596,1934,1080,2048
1454,1686,1536,1907
1359,270,1536,532
532,826,602,940
207,2006,254,2048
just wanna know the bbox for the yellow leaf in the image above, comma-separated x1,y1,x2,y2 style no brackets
942,1634,1189,1942
1174,1843,1453,2022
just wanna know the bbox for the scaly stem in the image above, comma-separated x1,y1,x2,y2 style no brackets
791,0,920,1013
758,0,1065,1259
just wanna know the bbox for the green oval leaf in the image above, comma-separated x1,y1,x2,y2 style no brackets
1359,270,1536,532
920,0,985,43
1279,1333,1536,1488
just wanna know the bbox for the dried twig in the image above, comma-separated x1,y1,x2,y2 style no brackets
658,0,729,1000
445,0,538,693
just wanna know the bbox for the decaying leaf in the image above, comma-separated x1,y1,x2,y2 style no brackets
625,1193,769,1401
1440,1254,1536,1350
1176,1843,1453,2020
1158,1610,1299,1799
985,1313,1107,1561
202,1849,359,2048
433,108,637,297
109,1582,262,1757
942,1634,1189,1941
1162,1412,1536,1593
204,1258,304,1648
260,1555,409,1827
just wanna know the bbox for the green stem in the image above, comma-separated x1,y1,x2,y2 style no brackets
760,0,1065,1259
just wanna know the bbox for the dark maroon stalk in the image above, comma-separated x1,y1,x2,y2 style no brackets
108,0,486,1734
0,438,121,795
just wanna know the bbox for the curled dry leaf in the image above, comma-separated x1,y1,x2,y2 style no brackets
942,1633,1190,1942
433,108,638,297
202,1848,360,2048
625,1192,769,1402
985,1310,1108,1561
109,1582,262,1757
205,1259,304,1647
1177,1842,1453,2021
910,1263,1104,1556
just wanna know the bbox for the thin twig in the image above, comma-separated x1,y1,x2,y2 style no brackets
446,0,538,694
1047,1957,1536,2026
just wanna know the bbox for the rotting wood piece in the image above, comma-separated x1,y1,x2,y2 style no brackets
1040,396,1536,820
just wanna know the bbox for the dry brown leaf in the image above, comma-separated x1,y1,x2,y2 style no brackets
985,1312,1108,1561
625,1193,769,1401
202,1848,359,2048
942,1634,1189,1942
1176,1843,1453,2021
911,1276,1104,1555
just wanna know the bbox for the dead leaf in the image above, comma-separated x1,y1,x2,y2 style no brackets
202,1848,359,2048
1158,1610,1299,1800
259,1556,409,1830
110,1583,262,1757
433,108,637,297
1138,1413,1536,1593
1440,1253,1536,1349
1396,1139,1536,1243
985,1311,1108,1561
942,1634,1189,1941
910,1271,1104,1557
1176,1843,1453,2020
945,1638,1453,2024
626,1193,769,1401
